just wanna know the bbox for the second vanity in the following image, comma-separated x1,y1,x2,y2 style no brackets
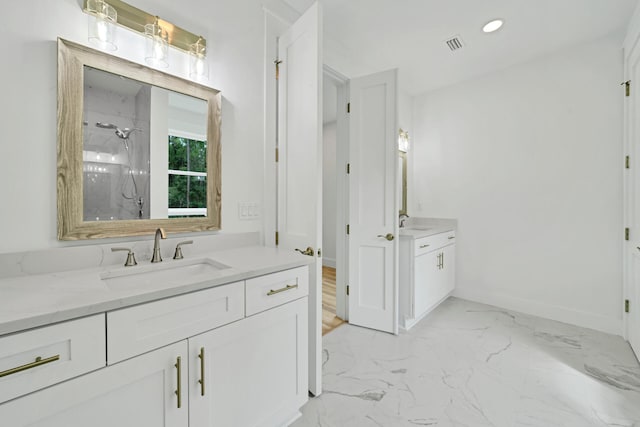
0,238,311,427
399,219,457,330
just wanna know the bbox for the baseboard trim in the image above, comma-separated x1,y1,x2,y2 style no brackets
453,287,623,336
322,258,336,268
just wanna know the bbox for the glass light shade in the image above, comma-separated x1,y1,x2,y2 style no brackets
483,19,504,33
144,21,169,68
87,0,117,51
398,129,409,152
189,38,209,80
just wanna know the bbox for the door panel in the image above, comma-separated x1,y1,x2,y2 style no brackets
276,1,323,395
626,29,640,359
348,69,398,334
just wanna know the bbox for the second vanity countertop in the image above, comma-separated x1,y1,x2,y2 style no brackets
0,246,312,336
399,217,457,239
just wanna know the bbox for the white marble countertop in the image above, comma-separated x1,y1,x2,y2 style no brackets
399,217,457,239
0,246,312,336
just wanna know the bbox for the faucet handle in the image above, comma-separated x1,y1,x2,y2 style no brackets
173,240,194,260
111,247,138,267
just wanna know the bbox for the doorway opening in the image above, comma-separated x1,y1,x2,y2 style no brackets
322,66,348,335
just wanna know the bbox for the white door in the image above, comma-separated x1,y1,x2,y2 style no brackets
188,298,308,427
626,34,640,358
276,2,323,395
0,341,188,427
348,69,399,334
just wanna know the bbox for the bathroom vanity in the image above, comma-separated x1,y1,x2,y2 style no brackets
0,242,310,427
399,219,456,330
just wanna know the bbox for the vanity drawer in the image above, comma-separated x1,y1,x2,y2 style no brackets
414,231,456,256
0,314,105,404
107,281,244,364
245,266,309,316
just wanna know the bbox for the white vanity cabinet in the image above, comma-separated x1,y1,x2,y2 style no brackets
189,298,308,427
0,265,309,427
400,230,456,330
0,340,189,427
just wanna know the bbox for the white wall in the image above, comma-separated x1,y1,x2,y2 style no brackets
411,34,624,334
322,122,337,267
0,0,265,253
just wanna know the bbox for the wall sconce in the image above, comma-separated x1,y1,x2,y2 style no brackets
86,0,118,51
398,129,410,152
145,17,169,69
189,37,208,80
83,0,207,72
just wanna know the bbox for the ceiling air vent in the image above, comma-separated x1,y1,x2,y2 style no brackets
445,35,465,52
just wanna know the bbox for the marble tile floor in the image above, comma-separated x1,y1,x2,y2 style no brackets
292,297,640,427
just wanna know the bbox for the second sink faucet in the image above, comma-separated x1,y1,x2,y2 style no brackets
399,214,409,228
151,228,166,263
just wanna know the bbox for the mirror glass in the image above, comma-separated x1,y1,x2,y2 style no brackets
83,67,208,221
57,39,221,240
398,151,407,215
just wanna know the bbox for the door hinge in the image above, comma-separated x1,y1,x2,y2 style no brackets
347,163,350,174
622,80,631,97
274,59,283,80
347,102,351,113
625,299,630,313
275,148,279,163
626,228,630,241
626,155,630,169
275,231,279,246
346,224,350,235
346,285,350,296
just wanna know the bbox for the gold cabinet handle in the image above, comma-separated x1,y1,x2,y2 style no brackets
175,356,182,409
0,355,60,378
377,233,395,241
198,347,205,396
295,247,315,256
448,236,455,240
419,244,430,249
267,284,298,296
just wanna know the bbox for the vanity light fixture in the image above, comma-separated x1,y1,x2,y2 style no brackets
145,17,169,69
398,129,410,152
86,0,118,51
482,19,504,33
82,0,207,71
189,36,209,80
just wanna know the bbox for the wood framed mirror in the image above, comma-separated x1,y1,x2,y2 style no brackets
57,38,221,240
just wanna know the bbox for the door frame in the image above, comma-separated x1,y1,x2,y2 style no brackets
323,64,349,321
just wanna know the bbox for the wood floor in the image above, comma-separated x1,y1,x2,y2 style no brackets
322,266,346,335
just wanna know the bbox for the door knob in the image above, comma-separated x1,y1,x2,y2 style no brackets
377,233,395,241
295,246,315,256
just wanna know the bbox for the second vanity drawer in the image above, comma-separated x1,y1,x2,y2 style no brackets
414,231,456,256
0,314,106,404
246,266,309,316
107,281,244,364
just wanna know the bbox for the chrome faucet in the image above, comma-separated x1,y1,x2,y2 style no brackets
151,228,166,263
399,214,409,228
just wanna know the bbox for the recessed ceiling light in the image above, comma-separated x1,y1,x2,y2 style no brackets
483,19,504,33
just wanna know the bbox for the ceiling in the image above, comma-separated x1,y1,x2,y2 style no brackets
285,0,638,95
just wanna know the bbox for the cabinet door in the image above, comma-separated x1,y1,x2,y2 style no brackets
414,251,440,318
189,297,308,427
440,244,456,297
0,341,188,427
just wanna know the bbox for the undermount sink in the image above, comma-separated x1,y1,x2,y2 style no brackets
403,226,433,231
101,258,231,289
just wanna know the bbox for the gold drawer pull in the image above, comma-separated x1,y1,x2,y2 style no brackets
175,356,182,409
419,244,430,248
198,347,205,396
0,355,60,378
448,236,455,239
267,284,298,296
